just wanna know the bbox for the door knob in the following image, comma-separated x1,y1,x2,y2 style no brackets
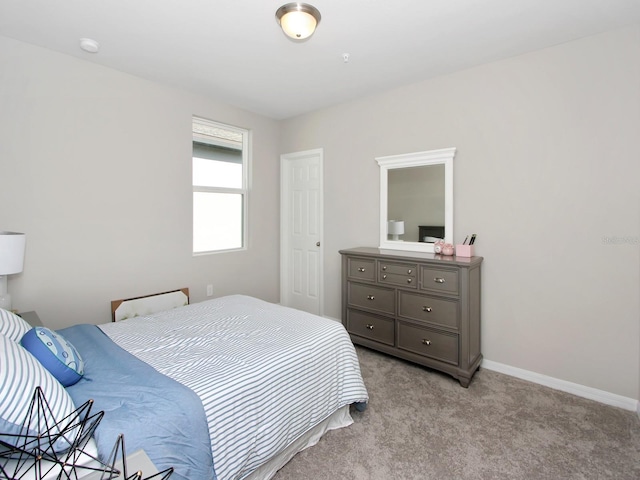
316,242,321,247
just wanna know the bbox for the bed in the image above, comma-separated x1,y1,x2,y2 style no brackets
57,294,369,480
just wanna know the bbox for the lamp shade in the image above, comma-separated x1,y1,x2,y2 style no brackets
387,221,405,236
276,3,321,40
0,232,26,275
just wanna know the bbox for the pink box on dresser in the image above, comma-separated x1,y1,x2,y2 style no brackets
456,245,475,257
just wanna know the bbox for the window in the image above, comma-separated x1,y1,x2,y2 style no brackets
192,117,249,254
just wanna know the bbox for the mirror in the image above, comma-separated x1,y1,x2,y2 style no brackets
376,148,455,253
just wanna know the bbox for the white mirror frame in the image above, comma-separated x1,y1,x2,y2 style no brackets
377,147,456,253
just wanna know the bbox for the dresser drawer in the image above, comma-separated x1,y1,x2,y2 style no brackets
346,309,394,346
379,261,418,276
347,257,376,282
379,261,417,288
398,291,458,329
397,322,459,365
420,267,459,295
347,282,395,315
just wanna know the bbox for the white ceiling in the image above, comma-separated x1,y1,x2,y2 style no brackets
1,0,639,120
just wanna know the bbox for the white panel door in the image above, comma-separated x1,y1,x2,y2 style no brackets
280,149,323,315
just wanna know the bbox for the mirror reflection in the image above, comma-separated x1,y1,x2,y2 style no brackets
388,165,445,243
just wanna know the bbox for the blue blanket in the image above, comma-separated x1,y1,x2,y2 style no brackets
60,324,216,480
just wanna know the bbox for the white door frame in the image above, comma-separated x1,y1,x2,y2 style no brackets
280,148,324,316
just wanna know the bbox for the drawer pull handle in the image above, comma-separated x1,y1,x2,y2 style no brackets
422,339,432,346
382,266,387,271
366,324,374,330
422,306,432,313
358,267,366,272
407,269,412,274
407,278,412,284
382,274,387,279
366,295,375,301
434,277,445,284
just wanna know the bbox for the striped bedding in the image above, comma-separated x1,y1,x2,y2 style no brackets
98,295,369,480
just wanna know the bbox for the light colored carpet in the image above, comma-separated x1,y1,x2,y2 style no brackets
274,346,640,480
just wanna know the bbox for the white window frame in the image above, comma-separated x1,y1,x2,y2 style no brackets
192,116,250,255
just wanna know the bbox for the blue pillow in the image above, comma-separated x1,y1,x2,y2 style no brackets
20,327,84,387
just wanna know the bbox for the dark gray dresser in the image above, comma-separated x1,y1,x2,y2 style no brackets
340,247,483,387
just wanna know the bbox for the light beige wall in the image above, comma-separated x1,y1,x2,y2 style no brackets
0,36,281,328
280,26,640,399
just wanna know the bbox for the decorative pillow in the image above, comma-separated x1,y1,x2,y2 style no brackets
0,308,31,342
20,327,85,387
0,334,78,452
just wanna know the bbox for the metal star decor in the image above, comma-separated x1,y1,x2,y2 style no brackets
1,386,107,479
98,435,173,480
0,387,173,480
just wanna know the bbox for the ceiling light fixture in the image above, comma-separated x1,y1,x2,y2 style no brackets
79,38,100,53
275,3,321,40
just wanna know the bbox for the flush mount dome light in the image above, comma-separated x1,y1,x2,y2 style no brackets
79,38,99,53
275,3,321,40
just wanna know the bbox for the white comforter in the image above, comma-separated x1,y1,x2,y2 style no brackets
99,295,368,480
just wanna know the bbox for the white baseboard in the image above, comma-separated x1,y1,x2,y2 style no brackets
481,359,640,413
